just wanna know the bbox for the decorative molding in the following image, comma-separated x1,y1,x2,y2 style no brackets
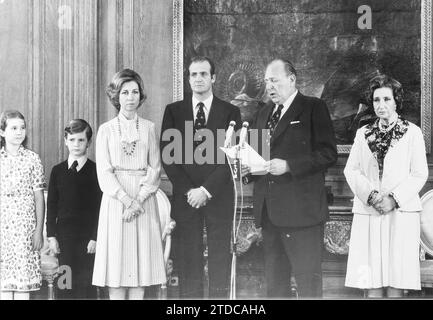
124,0,134,69
173,0,183,102
130,0,135,69
58,0,99,160
230,210,354,256
115,0,134,70
58,0,72,160
115,0,123,70
27,0,44,153
324,221,351,255
337,144,352,154
91,0,99,140
232,217,259,256
421,0,432,153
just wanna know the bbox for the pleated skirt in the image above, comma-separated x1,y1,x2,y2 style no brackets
345,211,421,290
92,174,166,287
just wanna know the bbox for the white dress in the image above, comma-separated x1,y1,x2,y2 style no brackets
344,119,427,290
345,210,421,290
92,114,166,287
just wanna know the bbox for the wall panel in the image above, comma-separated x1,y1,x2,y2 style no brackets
98,0,173,134
0,0,30,140
0,0,99,181
134,0,173,134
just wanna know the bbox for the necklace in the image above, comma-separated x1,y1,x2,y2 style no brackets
378,119,396,132
117,116,139,156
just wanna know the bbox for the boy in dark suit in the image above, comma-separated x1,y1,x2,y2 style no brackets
47,119,102,299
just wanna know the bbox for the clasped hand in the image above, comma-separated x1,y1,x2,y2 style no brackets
187,188,208,209
123,200,145,222
370,193,397,215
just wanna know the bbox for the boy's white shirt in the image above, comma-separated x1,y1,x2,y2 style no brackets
47,154,88,242
68,155,88,172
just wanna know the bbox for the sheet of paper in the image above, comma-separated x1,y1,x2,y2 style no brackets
219,145,238,159
239,142,267,175
220,143,267,175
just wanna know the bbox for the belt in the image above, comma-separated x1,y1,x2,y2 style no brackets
113,168,147,176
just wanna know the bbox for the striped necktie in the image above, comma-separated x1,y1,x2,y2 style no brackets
266,104,284,137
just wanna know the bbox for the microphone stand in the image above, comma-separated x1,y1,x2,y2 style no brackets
225,142,238,300
227,143,245,300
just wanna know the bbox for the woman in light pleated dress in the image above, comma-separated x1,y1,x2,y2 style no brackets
344,75,428,298
92,69,166,300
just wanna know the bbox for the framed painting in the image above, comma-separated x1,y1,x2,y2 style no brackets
173,0,431,153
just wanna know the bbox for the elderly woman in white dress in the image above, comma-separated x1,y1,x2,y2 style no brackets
344,74,428,298
92,69,166,299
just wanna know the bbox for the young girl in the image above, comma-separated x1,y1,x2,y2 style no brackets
0,110,46,300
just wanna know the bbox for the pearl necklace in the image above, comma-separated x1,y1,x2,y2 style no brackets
117,116,139,156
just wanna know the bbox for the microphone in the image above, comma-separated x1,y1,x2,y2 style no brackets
239,122,249,148
224,121,236,148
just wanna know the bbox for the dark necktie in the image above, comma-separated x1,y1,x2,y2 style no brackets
194,102,206,132
70,160,78,173
194,102,207,149
266,104,284,137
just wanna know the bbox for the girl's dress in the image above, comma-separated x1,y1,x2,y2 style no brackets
92,113,166,287
0,146,47,291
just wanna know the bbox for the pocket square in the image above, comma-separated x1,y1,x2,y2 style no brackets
290,121,301,124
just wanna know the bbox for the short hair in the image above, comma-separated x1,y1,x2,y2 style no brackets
64,119,93,140
0,110,27,148
366,74,404,113
187,56,216,76
268,59,297,77
106,69,147,111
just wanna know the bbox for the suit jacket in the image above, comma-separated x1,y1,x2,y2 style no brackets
47,159,102,240
160,95,242,221
250,92,337,228
344,121,428,215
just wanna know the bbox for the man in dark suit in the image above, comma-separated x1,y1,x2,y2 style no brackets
243,59,337,298
160,56,241,298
